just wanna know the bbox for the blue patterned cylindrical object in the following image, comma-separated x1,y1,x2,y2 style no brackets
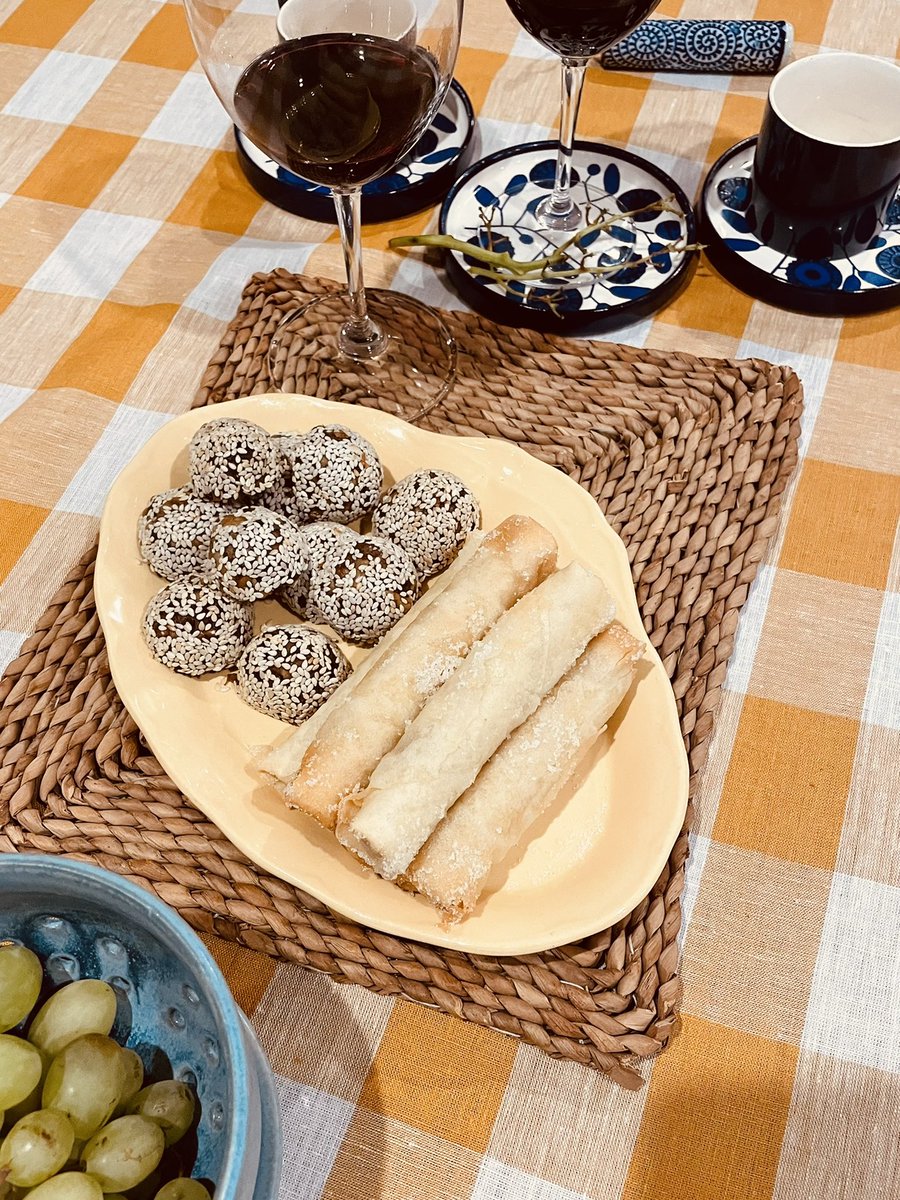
600,19,793,75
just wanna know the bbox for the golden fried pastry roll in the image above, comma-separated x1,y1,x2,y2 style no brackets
405,621,644,920
337,561,616,878
260,514,558,828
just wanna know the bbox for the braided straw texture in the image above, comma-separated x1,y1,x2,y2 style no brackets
0,271,802,1087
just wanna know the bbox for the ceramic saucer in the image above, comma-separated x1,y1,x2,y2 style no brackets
437,139,698,332
701,136,900,315
234,79,474,225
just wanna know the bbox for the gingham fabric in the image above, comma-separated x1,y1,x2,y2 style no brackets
2,0,899,1197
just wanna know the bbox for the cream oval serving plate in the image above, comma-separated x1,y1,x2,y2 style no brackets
96,394,688,956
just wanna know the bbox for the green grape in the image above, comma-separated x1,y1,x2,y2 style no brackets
126,1083,195,1148
19,1173,103,1200
0,946,42,1034
115,1050,144,1112
42,1035,125,1140
27,982,117,1060
153,1180,212,1200
0,1038,43,1111
0,1109,74,1188
80,1116,164,1192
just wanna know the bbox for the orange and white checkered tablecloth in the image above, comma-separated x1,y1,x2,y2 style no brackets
1,0,899,1197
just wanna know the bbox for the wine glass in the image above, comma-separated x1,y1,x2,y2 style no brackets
182,0,463,420
504,0,663,231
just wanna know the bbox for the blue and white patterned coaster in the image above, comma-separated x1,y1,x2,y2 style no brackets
702,137,900,315
235,80,474,224
439,140,697,331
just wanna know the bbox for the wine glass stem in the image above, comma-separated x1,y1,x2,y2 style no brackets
332,188,388,360
540,56,588,230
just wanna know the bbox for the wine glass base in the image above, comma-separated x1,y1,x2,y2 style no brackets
267,290,457,424
535,196,583,232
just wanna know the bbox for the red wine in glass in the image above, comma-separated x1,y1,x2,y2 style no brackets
505,0,661,57
504,0,663,229
234,34,439,189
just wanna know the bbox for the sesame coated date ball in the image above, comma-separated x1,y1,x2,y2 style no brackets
259,430,304,516
280,424,383,525
277,522,355,621
309,533,420,647
137,486,226,580
372,469,480,579
236,625,352,722
209,506,305,603
188,417,278,503
142,577,252,676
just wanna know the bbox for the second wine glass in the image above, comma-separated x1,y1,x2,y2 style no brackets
183,0,463,420
504,0,663,230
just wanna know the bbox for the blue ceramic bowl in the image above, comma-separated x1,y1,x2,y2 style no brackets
0,855,281,1200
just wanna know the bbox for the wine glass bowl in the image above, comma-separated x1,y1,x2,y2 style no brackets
232,26,439,191
182,0,463,420
504,0,663,58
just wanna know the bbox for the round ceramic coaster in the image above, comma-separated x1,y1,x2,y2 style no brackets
234,79,474,225
701,136,900,315
437,140,698,332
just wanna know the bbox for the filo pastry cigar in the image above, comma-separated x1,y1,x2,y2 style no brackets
337,561,616,879
260,515,558,829
405,621,644,920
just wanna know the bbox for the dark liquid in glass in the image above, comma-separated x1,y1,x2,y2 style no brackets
234,34,438,188
504,0,662,57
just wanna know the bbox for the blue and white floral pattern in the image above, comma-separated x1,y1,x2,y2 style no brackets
237,80,472,203
707,141,900,298
601,19,790,75
440,142,695,320
875,244,900,281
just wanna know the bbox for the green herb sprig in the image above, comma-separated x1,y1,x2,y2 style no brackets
389,198,700,294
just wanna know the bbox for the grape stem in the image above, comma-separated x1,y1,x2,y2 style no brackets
389,199,701,285
466,240,694,285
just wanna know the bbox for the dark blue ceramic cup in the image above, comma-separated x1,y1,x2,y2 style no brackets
748,52,900,259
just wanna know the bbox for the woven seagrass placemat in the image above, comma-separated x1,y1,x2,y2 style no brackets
0,270,802,1087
